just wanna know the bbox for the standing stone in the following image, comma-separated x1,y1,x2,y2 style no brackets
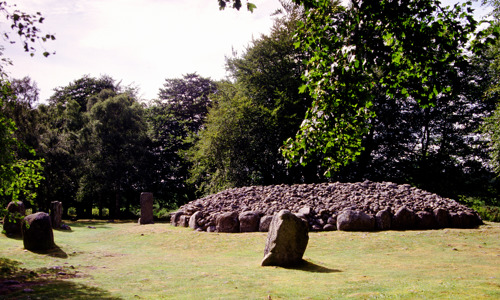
216,212,240,233
261,210,309,267
139,192,154,225
259,215,273,232
50,201,63,229
433,208,450,228
179,215,190,227
3,201,26,236
416,211,437,229
189,211,203,229
22,212,55,251
392,206,417,230
239,211,260,233
375,208,392,230
450,211,481,228
337,210,375,231
171,211,184,226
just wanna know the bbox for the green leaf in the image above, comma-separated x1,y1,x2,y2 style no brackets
298,84,308,94
247,2,257,13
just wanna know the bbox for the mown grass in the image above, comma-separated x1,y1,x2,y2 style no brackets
1,221,499,299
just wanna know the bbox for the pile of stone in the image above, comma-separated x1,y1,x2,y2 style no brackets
171,181,483,232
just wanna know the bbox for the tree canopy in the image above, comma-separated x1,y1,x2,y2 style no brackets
281,0,499,177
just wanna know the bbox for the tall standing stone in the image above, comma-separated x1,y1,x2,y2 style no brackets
50,201,63,229
261,210,309,267
3,201,26,236
139,192,154,225
22,212,55,251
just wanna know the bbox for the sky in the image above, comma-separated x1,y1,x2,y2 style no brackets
1,0,492,103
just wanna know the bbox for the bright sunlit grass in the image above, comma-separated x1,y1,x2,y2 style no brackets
1,221,499,299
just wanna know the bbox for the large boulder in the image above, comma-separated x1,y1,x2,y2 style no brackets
239,211,260,233
337,210,375,231
450,211,482,228
216,212,240,233
3,201,26,236
179,215,189,227
392,207,417,230
189,211,203,230
261,210,309,267
416,211,437,229
170,211,184,226
259,215,273,232
139,192,154,225
22,212,55,251
375,208,392,230
50,201,63,229
433,208,450,228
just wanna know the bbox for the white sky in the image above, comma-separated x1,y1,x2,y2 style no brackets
1,0,492,103
2,0,283,102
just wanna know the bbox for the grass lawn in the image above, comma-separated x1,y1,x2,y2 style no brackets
1,220,499,299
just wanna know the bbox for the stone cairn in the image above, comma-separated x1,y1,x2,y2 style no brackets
139,192,154,225
171,181,483,232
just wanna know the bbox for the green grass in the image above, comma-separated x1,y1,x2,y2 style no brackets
1,221,499,299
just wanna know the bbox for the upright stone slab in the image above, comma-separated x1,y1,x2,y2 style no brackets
50,201,63,229
239,211,260,232
171,211,184,226
22,212,55,251
216,212,240,233
259,215,274,232
261,210,309,267
3,201,26,236
139,192,154,225
189,211,203,229
433,208,450,228
392,206,417,230
375,208,392,230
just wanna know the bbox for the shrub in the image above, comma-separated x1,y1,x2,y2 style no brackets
460,196,500,222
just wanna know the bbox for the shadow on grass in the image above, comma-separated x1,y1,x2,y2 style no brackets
3,232,23,240
1,257,122,299
30,245,68,259
65,221,113,230
1,279,123,299
284,260,342,273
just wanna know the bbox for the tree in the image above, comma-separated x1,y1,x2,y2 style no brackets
0,1,55,59
481,0,500,177
158,73,217,133
282,0,495,176
147,74,216,206
49,75,118,112
0,79,44,211
224,1,321,183
218,0,256,12
82,91,149,219
188,82,277,194
189,3,324,195
0,1,52,214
